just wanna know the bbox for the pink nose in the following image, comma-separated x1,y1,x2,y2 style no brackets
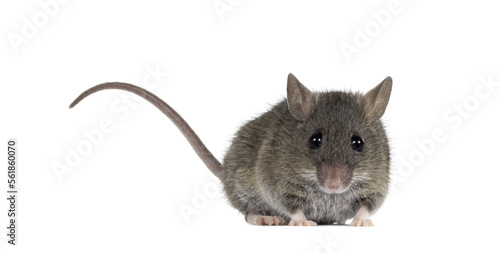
322,165,346,191
326,181,341,190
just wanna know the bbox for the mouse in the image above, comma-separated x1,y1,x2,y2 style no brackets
70,73,392,226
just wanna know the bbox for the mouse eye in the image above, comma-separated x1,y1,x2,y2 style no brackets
309,132,322,149
351,135,364,152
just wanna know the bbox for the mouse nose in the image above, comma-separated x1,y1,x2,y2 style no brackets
325,179,342,190
321,164,347,191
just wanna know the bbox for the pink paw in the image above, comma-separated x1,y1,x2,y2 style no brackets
246,213,285,226
350,219,374,227
288,220,317,226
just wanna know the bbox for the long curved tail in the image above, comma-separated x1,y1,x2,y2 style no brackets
69,82,222,179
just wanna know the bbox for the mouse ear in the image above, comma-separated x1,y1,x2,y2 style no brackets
287,73,315,121
363,76,392,124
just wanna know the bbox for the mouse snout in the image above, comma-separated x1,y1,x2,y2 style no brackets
319,165,350,194
325,178,342,190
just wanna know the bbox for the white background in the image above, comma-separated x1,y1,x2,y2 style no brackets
1,1,499,252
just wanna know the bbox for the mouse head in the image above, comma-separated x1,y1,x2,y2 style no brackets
287,73,392,194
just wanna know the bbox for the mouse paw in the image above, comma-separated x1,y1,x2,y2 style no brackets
246,213,285,226
288,220,317,226
349,219,374,227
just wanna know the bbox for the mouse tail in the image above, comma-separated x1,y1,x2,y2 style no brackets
69,82,223,179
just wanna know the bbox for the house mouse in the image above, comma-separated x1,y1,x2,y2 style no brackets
70,73,392,226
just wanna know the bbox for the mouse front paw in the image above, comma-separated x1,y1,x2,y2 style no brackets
245,213,285,226
288,210,317,226
288,220,317,226
350,206,374,227
349,219,374,227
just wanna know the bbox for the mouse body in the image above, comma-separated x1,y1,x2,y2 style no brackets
70,73,393,226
